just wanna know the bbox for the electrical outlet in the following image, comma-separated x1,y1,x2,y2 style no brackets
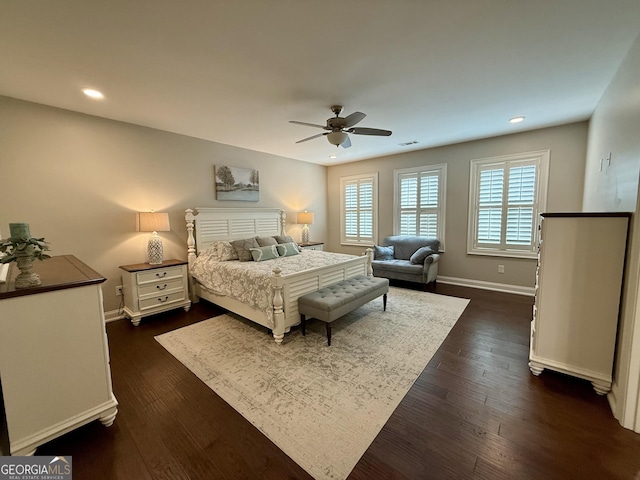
115,285,123,296
498,265,505,274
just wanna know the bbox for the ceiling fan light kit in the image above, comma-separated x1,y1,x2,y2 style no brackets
327,131,348,146
290,105,392,148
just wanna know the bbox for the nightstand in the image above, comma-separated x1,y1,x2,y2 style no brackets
299,242,324,251
119,259,191,326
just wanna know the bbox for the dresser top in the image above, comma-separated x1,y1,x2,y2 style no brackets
0,255,106,300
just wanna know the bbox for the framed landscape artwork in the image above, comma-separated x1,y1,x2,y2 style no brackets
214,165,259,202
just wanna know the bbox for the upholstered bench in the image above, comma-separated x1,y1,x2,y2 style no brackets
298,274,389,346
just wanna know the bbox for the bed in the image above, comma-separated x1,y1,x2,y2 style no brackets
185,207,372,343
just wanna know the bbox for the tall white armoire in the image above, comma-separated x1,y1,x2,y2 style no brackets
529,212,630,395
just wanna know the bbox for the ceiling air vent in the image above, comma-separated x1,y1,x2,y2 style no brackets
399,141,419,146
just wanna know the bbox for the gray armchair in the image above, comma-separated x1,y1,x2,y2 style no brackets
371,235,440,289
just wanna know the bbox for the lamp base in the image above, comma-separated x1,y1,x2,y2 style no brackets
147,234,164,265
302,225,310,244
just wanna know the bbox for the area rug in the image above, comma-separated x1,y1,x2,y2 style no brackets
155,287,469,480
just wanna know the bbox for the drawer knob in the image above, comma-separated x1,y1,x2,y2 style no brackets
157,296,169,303
156,272,167,278
156,284,168,290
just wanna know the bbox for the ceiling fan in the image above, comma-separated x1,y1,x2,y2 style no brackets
289,105,392,148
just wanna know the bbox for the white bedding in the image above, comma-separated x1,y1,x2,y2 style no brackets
190,249,359,321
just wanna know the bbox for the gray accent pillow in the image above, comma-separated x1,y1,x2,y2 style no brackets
250,245,280,262
256,236,278,247
274,235,301,252
276,242,300,257
410,245,435,264
374,245,394,260
230,237,260,262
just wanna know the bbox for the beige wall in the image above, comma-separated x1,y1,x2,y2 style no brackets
583,33,640,430
0,96,327,312
327,122,588,288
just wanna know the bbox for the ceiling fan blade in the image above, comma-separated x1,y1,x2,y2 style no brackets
295,132,326,144
289,120,328,129
340,135,352,148
348,127,392,136
343,111,366,128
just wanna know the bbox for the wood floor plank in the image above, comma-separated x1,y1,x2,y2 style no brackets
30,283,640,479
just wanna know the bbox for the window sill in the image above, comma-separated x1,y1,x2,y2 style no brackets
467,249,537,260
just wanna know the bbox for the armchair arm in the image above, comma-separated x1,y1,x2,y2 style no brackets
422,253,440,284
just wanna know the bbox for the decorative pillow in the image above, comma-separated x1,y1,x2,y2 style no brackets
250,245,280,262
230,237,260,262
276,242,300,257
410,245,435,264
256,236,278,247
374,245,394,260
216,241,239,261
274,235,302,252
197,247,220,262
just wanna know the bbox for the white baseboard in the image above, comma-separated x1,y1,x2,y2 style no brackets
437,275,535,296
104,309,126,323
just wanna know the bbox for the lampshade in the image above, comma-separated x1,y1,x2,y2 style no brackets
327,131,348,146
297,211,314,225
139,212,170,232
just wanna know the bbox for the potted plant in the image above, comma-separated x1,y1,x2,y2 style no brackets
0,223,51,288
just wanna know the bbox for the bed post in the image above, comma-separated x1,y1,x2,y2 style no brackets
365,247,374,276
271,267,285,345
279,209,286,236
185,209,198,303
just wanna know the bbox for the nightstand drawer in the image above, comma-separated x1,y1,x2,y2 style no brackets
137,265,184,284
138,277,184,296
139,290,187,311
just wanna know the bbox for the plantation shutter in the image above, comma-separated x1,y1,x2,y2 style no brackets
398,170,440,238
473,159,539,251
342,174,376,245
477,167,504,244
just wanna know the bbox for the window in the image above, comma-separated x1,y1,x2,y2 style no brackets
394,164,446,249
467,150,550,258
340,173,378,246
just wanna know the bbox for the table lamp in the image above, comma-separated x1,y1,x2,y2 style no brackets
297,211,314,244
139,211,170,264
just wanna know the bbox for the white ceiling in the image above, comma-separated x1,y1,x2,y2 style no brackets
2,1,639,166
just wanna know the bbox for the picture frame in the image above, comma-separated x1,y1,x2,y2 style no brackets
214,165,259,202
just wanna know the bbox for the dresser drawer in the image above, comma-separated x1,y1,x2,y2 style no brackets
138,277,184,296
137,265,184,285
139,290,187,311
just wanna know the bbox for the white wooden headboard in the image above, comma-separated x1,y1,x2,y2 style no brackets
185,207,286,256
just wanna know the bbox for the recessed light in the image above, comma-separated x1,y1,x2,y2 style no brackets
82,88,104,99
329,155,337,159
509,116,525,124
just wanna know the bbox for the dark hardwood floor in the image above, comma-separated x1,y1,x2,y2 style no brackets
37,283,640,479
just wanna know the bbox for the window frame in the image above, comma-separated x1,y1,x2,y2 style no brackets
340,172,378,246
467,150,550,259
393,163,447,250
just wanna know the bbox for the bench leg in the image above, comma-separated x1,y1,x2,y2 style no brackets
326,323,332,346
383,293,387,311
300,314,306,336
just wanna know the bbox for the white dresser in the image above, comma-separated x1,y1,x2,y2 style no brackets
529,213,630,394
0,255,118,455
120,259,190,326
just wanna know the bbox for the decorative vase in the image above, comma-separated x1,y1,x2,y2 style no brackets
14,246,41,288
